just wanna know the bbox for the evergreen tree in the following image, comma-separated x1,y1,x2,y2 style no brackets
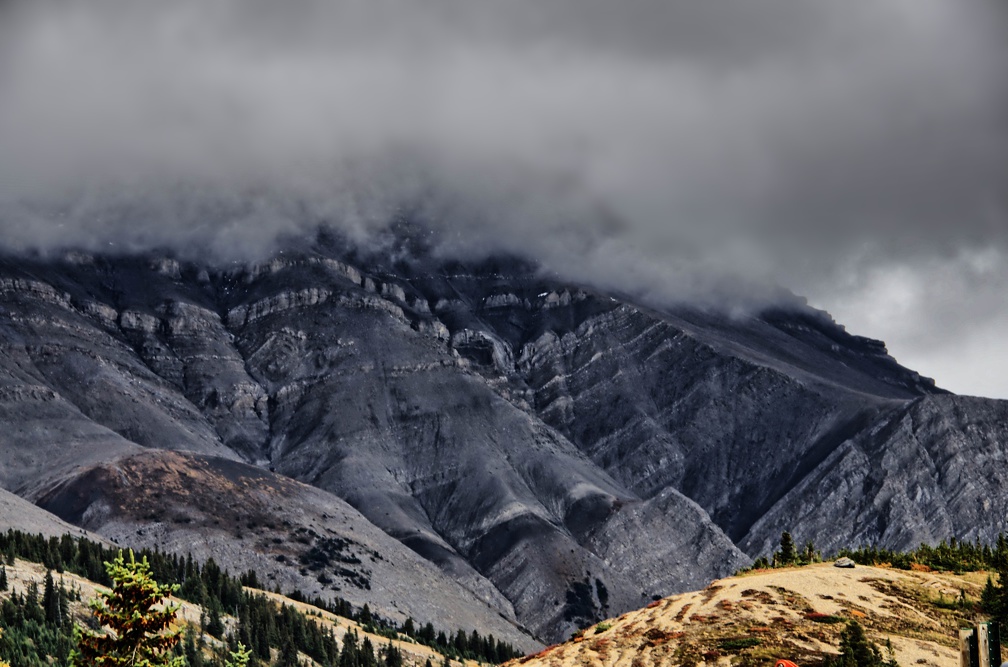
59,576,73,624
340,631,359,667
361,637,377,667
182,628,204,667
26,579,40,608
206,602,226,639
983,561,1008,629
277,638,299,667
226,642,251,667
982,575,999,614
452,629,468,657
778,531,796,565
0,565,6,591
827,621,890,667
383,641,402,667
71,550,183,667
43,570,64,626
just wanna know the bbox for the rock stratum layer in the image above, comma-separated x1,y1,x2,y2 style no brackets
0,231,1005,643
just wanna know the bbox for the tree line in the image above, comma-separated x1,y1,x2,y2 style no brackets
0,569,78,667
748,531,1008,574
0,529,521,667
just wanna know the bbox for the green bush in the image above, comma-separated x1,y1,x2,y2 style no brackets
718,637,761,651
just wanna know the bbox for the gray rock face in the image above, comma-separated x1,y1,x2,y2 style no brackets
0,232,1004,643
741,395,1008,556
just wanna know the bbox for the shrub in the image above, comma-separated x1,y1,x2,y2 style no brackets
719,638,762,651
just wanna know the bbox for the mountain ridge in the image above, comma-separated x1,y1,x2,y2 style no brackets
0,232,1004,643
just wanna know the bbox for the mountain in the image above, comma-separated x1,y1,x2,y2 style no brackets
0,227,1005,643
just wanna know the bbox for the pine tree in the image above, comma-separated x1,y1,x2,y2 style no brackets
980,555,1008,633
361,637,377,667
59,576,73,625
982,575,999,614
779,531,796,565
277,638,299,667
827,621,887,667
0,628,9,667
453,629,468,657
225,643,251,667
71,550,183,667
43,570,64,626
383,641,402,667
206,602,225,639
0,565,7,591
182,628,204,667
340,630,359,667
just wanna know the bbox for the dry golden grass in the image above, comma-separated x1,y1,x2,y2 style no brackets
507,563,1000,667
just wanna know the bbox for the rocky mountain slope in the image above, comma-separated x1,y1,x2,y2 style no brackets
506,562,992,667
1,228,1006,643
0,487,104,542
31,449,535,650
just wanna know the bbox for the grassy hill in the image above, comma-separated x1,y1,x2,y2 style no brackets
507,562,1003,667
0,553,506,667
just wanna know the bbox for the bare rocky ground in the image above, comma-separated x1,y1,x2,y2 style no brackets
0,487,106,543
507,562,1001,667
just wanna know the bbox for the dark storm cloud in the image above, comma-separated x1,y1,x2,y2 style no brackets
0,0,1006,392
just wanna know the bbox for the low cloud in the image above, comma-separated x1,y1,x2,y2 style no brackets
1,0,1006,393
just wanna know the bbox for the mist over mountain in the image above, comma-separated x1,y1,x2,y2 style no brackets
3,0,1006,395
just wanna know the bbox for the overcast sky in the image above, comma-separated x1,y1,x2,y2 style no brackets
1,0,1006,397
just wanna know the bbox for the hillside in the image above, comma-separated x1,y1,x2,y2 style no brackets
31,450,538,651
507,562,1000,667
0,555,489,667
